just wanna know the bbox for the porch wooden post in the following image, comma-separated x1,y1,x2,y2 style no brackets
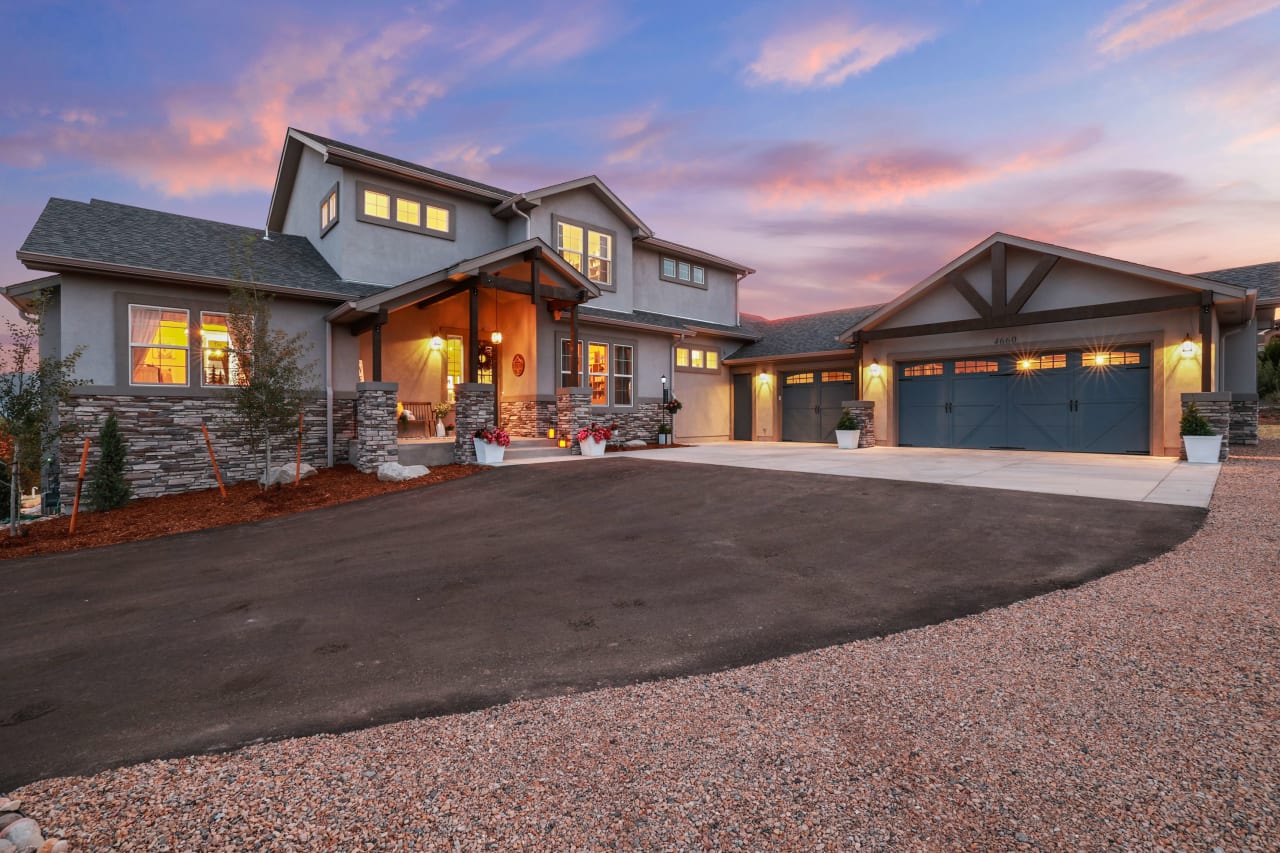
371,308,387,382
569,302,579,385
853,334,863,401
469,283,480,382
1200,293,1213,392
530,255,540,305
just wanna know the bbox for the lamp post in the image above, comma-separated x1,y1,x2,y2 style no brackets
661,374,669,442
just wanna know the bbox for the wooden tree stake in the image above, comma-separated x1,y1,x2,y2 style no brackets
201,422,227,499
295,410,304,486
69,438,90,534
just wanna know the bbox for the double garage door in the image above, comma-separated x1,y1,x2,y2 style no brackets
781,370,855,443
897,347,1151,454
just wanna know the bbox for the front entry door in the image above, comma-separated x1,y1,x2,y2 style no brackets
733,373,753,440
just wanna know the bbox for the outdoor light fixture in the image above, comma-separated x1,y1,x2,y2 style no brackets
661,374,668,386
758,372,772,384
1180,334,1197,357
868,360,883,378
558,438,569,448
547,427,556,439
490,331,503,344
429,335,444,351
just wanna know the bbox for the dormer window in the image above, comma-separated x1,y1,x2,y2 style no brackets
662,257,706,288
319,184,339,236
356,181,456,240
555,217,614,287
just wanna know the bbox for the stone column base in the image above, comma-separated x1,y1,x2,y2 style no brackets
1180,392,1230,461
355,382,398,473
455,383,496,463
556,387,592,455
841,400,876,448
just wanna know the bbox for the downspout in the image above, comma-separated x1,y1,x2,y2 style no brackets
325,318,334,468
510,197,532,240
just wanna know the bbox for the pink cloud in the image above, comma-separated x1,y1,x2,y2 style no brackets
746,19,933,87
1094,0,1280,57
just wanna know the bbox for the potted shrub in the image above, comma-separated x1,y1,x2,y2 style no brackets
657,423,672,445
577,422,612,457
473,425,510,464
432,402,452,438
835,408,861,450
1180,402,1221,464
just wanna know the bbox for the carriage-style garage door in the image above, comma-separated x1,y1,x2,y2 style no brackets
897,347,1151,454
782,370,855,443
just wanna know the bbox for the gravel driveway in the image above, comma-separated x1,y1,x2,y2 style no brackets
0,459,1202,791
12,451,1276,850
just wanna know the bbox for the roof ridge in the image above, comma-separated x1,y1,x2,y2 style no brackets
764,303,884,323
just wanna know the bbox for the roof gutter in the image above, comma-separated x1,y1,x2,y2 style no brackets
323,149,511,203
724,348,854,365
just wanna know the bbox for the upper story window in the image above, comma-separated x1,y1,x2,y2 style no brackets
356,180,456,240
661,257,706,288
199,312,249,387
129,305,189,386
555,217,614,287
319,183,339,236
675,344,719,373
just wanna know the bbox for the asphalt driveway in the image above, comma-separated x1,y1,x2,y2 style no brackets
0,459,1204,788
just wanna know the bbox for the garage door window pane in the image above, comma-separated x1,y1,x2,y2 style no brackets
904,363,943,377
1087,351,1141,367
785,372,814,385
955,360,999,374
1018,354,1066,370
821,371,851,382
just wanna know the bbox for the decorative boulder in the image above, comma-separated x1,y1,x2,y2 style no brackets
625,439,647,447
0,818,41,852
259,462,317,487
376,462,430,482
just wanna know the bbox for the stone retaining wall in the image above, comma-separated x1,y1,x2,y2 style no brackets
499,399,557,437
58,394,357,508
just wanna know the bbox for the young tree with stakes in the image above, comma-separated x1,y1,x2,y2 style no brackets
86,411,130,511
0,291,85,536
226,285,314,490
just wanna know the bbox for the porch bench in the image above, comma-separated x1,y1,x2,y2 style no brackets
398,402,438,439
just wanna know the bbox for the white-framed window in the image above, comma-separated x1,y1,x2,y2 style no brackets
357,181,455,239
199,311,249,386
129,305,189,386
556,218,614,286
675,344,720,373
446,334,463,402
320,184,338,234
561,338,633,406
661,257,706,287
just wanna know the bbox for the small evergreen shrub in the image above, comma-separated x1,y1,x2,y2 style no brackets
1179,402,1214,437
87,412,131,511
836,407,859,431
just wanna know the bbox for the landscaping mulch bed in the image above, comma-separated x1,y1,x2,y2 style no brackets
0,465,485,562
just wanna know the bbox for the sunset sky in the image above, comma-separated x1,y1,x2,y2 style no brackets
2,0,1277,318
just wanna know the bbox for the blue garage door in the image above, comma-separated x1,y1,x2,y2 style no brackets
782,370,855,443
897,348,1150,454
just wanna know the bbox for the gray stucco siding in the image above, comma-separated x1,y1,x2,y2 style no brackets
336,167,509,286
281,145,347,277
633,246,738,328
57,273,336,393
530,188,635,314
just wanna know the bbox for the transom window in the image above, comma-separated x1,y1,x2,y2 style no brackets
129,305,189,386
785,372,814,385
675,344,720,373
821,371,852,382
1086,351,1142,366
661,257,706,287
357,181,455,239
903,362,943,377
1018,354,1067,370
561,338,633,406
319,184,338,234
955,360,999,374
199,312,249,386
556,219,614,286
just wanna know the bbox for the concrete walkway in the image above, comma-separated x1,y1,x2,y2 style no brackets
609,443,1221,507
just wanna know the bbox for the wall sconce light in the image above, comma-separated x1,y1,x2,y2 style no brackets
558,437,569,448
490,331,503,344
868,360,882,378
757,372,772,384
547,427,556,439
429,335,444,351
1180,334,1197,358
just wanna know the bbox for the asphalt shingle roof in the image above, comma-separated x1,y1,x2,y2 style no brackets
1196,261,1280,302
294,130,516,199
19,199,380,299
727,305,881,361
578,306,758,339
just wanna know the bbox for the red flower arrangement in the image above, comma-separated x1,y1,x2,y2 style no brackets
576,422,612,444
474,425,511,446
663,398,683,415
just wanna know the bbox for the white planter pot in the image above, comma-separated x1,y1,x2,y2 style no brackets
436,421,446,438
581,436,607,457
657,434,670,445
1182,434,1222,464
835,429,860,450
473,438,506,465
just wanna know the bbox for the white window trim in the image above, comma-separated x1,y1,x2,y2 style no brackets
128,303,190,388
675,343,721,374
560,336,637,408
553,215,615,289
587,340,610,406
660,256,707,290
612,343,634,408
319,182,339,237
355,180,456,240
198,311,248,388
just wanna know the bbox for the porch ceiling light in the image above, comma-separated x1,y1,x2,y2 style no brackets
868,360,882,378
1180,334,1197,357
429,335,444,351
490,330,503,344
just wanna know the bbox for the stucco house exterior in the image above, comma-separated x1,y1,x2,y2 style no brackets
5,128,1275,503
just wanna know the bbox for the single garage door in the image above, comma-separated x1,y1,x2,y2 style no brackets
897,347,1150,454
782,370,855,443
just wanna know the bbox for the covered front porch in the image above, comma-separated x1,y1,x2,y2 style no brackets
326,239,601,467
